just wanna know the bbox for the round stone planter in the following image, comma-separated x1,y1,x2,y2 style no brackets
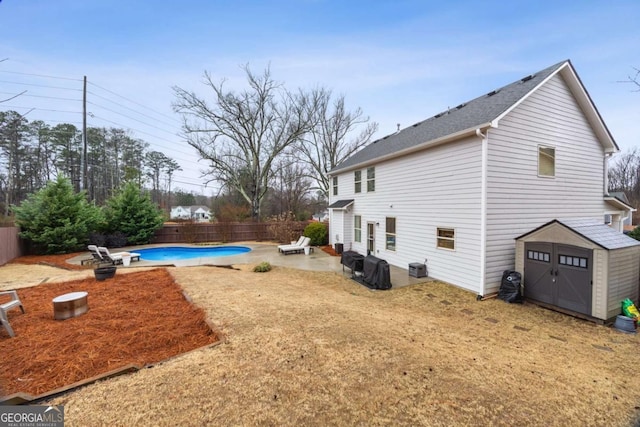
94,266,116,281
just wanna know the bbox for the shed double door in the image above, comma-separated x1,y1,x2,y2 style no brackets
524,242,592,316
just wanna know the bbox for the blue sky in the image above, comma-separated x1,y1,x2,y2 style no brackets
1,0,639,193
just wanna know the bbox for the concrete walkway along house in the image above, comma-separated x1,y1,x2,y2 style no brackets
328,59,636,299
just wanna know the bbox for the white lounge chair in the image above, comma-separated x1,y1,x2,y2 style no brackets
280,237,311,255
278,236,305,253
98,247,141,265
1,290,25,338
87,245,110,265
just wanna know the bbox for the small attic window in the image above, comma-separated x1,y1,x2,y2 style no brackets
521,74,534,82
487,89,499,97
455,103,466,109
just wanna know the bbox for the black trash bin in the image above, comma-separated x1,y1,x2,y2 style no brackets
334,243,344,254
498,270,522,303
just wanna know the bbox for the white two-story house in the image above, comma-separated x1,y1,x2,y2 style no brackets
328,60,635,299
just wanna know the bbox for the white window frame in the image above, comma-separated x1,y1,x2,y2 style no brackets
385,217,396,251
354,215,362,243
332,176,338,196
354,170,362,193
436,227,455,251
367,167,375,192
538,145,555,178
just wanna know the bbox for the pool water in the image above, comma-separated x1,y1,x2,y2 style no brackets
136,246,251,261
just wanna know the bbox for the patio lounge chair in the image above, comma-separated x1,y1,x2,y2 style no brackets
87,245,110,265
280,237,311,255
97,247,141,265
278,236,305,253
1,290,25,338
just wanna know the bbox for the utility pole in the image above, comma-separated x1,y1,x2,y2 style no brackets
82,75,88,192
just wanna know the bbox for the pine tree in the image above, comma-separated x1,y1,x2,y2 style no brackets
105,181,164,245
13,176,103,254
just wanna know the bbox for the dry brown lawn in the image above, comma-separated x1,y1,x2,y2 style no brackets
1,256,640,426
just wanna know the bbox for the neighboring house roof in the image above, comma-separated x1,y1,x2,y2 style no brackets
328,199,354,209
170,205,210,213
517,218,640,250
331,60,618,174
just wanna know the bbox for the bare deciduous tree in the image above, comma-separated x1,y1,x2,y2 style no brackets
172,65,315,220
296,89,378,196
621,67,640,91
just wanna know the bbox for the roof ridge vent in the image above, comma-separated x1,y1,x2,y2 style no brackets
520,74,534,82
487,89,499,96
455,103,466,109
412,121,421,127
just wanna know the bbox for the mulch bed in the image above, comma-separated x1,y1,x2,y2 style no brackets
10,252,92,271
320,245,340,257
0,268,218,397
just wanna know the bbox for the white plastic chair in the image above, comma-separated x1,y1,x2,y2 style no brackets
1,290,25,338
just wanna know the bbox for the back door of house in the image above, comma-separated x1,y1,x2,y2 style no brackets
367,222,375,255
524,243,592,316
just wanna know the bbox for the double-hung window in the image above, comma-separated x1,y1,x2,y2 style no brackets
354,215,362,242
367,167,375,192
332,176,338,196
354,171,362,193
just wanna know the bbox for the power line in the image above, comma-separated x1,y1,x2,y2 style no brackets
87,80,181,125
88,115,201,163
0,80,82,91
87,100,180,136
86,90,182,130
0,70,83,82
0,91,82,102
1,104,82,114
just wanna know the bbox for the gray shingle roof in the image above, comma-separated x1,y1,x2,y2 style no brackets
519,218,640,250
328,199,354,209
331,60,569,173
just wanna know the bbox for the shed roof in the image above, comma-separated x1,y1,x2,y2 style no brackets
331,60,617,174
516,218,640,250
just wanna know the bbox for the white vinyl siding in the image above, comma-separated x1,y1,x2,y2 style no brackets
485,73,607,293
334,136,482,292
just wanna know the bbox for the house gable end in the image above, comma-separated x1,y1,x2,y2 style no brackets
493,60,618,153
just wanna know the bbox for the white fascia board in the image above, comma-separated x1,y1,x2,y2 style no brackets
332,122,493,174
605,196,636,212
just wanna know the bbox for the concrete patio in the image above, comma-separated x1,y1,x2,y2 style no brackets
69,243,431,289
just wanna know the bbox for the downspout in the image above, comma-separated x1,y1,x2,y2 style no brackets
604,153,612,196
476,128,488,298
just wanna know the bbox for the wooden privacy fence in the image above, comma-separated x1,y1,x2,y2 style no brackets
151,221,310,244
0,227,23,266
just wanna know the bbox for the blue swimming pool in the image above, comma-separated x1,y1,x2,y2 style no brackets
136,246,251,261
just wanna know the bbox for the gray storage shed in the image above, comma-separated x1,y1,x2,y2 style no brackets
515,218,640,321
